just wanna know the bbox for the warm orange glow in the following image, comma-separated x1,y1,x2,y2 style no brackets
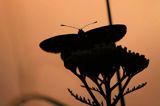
0,0,160,106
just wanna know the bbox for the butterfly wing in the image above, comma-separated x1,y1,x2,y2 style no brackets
40,24,127,53
39,34,81,53
86,24,127,44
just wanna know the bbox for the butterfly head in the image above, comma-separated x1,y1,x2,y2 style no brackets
77,29,85,38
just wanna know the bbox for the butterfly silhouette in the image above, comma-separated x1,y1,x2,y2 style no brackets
39,22,127,53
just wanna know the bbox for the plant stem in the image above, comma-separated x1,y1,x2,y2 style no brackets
79,76,101,106
106,0,126,104
112,77,132,106
106,0,112,25
116,67,125,106
104,77,111,106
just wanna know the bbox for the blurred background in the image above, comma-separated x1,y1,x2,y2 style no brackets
0,0,160,106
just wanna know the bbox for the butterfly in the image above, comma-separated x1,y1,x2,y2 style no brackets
39,22,127,53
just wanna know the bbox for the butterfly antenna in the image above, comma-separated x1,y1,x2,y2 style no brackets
81,21,98,29
61,24,79,30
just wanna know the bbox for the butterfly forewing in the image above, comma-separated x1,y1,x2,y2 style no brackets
86,24,127,44
40,34,81,53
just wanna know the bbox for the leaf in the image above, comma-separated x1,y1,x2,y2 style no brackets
67,88,95,106
81,85,100,93
123,82,147,96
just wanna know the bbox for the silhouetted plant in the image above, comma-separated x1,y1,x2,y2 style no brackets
61,44,149,106
40,29,149,105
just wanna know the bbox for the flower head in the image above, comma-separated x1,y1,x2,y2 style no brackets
121,50,149,76
62,44,149,80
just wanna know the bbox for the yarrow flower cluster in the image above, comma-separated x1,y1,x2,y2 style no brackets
60,43,149,106
62,44,149,78
40,24,149,106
